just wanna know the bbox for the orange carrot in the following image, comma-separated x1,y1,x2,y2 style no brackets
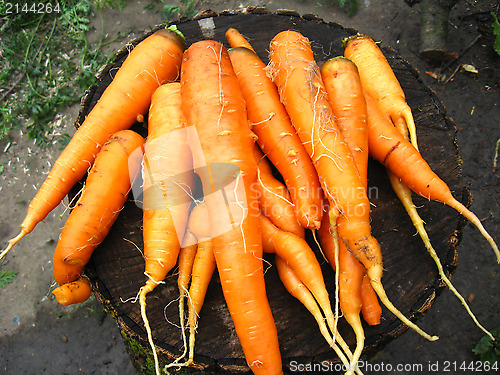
52,130,144,286
253,147,304,238
175,230,198,364
337,238,366,374
181,40,282,375
139,82,194,375
364,93,499,262
321,57,381,328
366,92,494,338
184,238,215,364
360,274,382,326
225,27,256,52
318,202,367,373
321,56,369,186
52,276,92,306
343,34,419,149
228,45,323,230
168,201,216,370
274,255,359,373
260,214,335,332
268,30,438,342
2,27,185,259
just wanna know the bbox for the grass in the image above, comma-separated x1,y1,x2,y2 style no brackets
0,259,18,288
0,0,124,147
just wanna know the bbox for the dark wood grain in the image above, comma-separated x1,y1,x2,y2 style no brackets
76,8,467,374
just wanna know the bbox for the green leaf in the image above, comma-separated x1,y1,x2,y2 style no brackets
492,12,500,56
0,269,18,289
473,326,500,365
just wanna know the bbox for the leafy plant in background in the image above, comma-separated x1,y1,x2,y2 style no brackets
337,0,358,17
0,0,124,147
492,12,500,55
473,326,500,367
159,0,198,23
0,259,18,289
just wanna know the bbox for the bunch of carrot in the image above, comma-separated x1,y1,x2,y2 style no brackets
2,23,498,375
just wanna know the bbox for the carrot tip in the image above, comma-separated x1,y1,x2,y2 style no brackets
1,229,28,259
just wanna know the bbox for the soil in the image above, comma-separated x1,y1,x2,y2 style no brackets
0,1,498,374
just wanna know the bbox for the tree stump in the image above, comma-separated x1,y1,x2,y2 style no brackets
76,8,468,375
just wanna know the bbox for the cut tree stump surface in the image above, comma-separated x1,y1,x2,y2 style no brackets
76,8,468,374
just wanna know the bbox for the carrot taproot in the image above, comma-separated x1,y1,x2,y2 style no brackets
260,214,335,331
253,146,304,238
260,214,358,372
360,274,382,326
52,129,144,286
1,27,185,259
174,229,198,365
225,27,256,52
52,276,92,306
167,201,216,370
228,45,323,230
182,239,215,367
268,30,438,342
364,93,500,263
274,254,361,374
320,57,381,328
343,34,419,150
337,238,366,375
181,40,282,375
317,202,367,373
139,82,194,375
365,92,494,338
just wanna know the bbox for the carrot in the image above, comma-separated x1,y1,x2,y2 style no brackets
260,215,335,331
317,203,367,373
274,255,362,374
52,129,144,286
260,214,359,368
52,276,92,306
360,274,382,326
365,93,494,338
181,40,282,375
167,201,215,367
253,146,304,238
364,93,500,263
139,82,194,375
183,239,215,366
225,27,256,52
321,57,381,328
172,227,198,365
268,30,438,342
1,27,185,259
321,56,369,186
228,44,323,230
343,34,419,150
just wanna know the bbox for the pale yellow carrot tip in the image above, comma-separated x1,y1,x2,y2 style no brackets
447,198,500,263
1,229,28,260
391,177,495,340
402,106,419,151
344,315,365,375
139,287,161,375
368,271,439,342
